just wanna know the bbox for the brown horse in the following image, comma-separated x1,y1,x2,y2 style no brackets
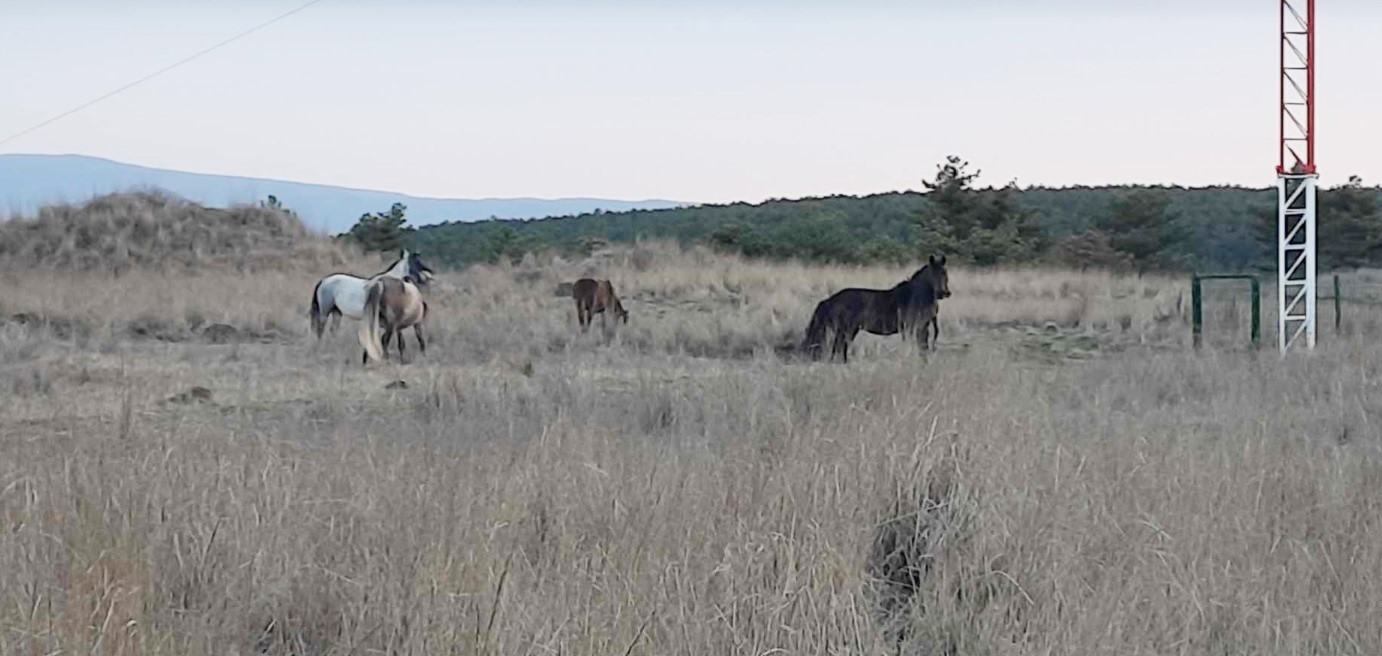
572,278,629,332
358,276,428,364
802,255,951,363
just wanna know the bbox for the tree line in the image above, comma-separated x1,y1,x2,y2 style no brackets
334,157,1382,273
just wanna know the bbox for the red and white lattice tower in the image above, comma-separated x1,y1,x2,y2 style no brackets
1277,0,1317,353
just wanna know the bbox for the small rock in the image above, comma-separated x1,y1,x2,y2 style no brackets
203,323,239,344
384,380,408,390
1043,321,1060,333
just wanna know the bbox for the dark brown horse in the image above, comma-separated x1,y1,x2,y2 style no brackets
802,255,951,363
572,278,628,331
359,276,428,364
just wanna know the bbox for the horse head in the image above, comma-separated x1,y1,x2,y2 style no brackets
915,254,951,301
407,251,435,286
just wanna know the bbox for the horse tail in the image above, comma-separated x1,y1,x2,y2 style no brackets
309,279,325,338
358,280,385,363
802,299,832,359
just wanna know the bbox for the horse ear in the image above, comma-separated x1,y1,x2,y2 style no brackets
928,254,937,266
939,254,947,266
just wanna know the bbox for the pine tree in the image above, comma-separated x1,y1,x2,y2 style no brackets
1050,231,1132,271
344,202,410,254
1319,176,1382,269
916,156,1043,265
1097,189,1186,272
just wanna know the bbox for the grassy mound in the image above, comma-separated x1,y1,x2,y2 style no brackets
0,191,352,272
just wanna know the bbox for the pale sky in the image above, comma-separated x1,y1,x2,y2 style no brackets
2,1,1379,204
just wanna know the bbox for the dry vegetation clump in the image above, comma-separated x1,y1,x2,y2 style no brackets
2,240,1380,654
0,190,353,273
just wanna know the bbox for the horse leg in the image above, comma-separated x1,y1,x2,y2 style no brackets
843,327,862,363
329,310,341,335
395,327,406,363
414,324,426,355
831,332,849,363
381,329,394,362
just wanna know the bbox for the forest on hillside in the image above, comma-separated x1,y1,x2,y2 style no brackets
357,158,1381,273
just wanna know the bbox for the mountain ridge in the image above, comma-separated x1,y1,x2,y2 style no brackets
0,154,687,233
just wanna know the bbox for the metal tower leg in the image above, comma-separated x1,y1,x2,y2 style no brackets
1278,173,1317,353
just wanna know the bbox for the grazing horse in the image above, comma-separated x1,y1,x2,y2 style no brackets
358,276,428,364
802,255,951,363
572,278,629,332
310,250,433,339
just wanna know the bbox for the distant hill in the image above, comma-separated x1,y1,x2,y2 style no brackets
0,154,686,234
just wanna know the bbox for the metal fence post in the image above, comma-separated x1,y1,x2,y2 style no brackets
1192,274,1203,349
1250,276,1261,347
1334,274,1341,333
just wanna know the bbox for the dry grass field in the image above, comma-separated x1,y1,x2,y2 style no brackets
2,214,1381,654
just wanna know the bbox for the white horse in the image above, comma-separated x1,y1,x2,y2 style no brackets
310,250,434,339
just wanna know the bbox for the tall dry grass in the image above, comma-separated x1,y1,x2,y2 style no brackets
1,242,1379,655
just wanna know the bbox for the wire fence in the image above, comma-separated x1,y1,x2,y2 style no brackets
1194,270,1382,349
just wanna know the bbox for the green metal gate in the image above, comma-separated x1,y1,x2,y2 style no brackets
1191,274,1261,349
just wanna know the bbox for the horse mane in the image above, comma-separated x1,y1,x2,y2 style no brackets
881,264,932,296
910,264,935,287
900,264,939,306
373,254,406,279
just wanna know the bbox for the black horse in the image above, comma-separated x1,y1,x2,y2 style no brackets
802,255,951,363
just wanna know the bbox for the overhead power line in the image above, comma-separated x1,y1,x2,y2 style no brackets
0,0,326,148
